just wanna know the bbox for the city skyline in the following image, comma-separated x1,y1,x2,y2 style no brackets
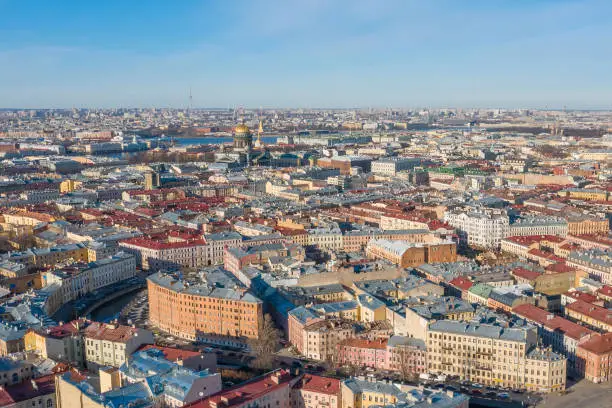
1,0,612,109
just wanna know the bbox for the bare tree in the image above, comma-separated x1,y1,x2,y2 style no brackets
248,314,280,370
150,395,167,408
396,346,417,382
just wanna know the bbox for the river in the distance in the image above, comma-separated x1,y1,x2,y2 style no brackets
174,136,278,146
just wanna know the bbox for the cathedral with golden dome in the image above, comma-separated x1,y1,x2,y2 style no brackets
229,121,270,167
233,123,253,151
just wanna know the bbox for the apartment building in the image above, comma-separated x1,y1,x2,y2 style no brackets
513,304,595,376
288,307,322,354
337,338,388,370
379,214,429,231
365,239,456,268
24,319,89,367
371,157,422,176
41,252,136,315
20,189,60,204
0,325,26,356
83,322,154,372
224,242,304,275
458,279,490,303
444,208,509,249
342,229,433,253
0,358,34,387
147,268,263,346
558,188,609,202
500,235,565,259
564,300,612,332
508,216,568,238
385,336,427,376
301,319,356,363
575,333,612,383
120,231,242,270
0,374,55,408
121,347,222,407
566,216,610,235
340,378,469,408
1,209,55,226
5,242,90,268
282,284,352,306
341,378,404,408
401,297,475,341
307,227,344,251
567,249,612,285
427,320,565,392
353,276,444,300
292,374,341,408
185,369,299,408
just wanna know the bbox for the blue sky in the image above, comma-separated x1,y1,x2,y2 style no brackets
1,0,611,108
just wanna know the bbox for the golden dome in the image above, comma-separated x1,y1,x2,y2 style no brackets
234,124,250,134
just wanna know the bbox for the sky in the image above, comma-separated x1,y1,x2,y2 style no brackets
1,0,611,109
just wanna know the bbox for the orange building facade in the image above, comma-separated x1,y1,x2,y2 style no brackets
147,271,263,346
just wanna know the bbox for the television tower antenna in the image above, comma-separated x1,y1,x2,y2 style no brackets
189,87,193,112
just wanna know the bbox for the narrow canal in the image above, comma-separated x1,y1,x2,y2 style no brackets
89,290,140,322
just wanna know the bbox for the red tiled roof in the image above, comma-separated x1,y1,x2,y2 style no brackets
80,208,103,216
338,338,387,350
427,219,454,231
185,370,294,408
511,267,541,281
504,235,561,246
127,188,182,196
449,276,473,291
578,333,612,355
121,236,207,250
564,291,598,304
597,285,612,298
545,263,576,274
83,322,140,343
274,227,308,236
294,374,340,395
139,344,201,361
566,300,612,326
527,248,565,263
559,242,580,251
569,234,612,247
513,304,594,341
0,374,55,405
46,319,89,339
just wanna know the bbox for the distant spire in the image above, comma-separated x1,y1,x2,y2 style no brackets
255,119,264,148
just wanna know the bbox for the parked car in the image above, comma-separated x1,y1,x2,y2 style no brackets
498,392,510,399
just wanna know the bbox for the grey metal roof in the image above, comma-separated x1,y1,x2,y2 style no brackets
428,320,529,343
